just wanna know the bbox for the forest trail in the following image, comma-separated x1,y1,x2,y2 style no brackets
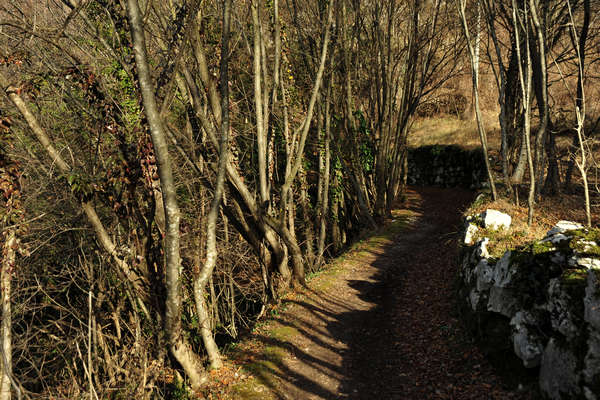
227,187,535,400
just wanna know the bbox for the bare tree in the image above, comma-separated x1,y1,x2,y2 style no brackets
567,0,592,226
482,0,512,190
512,0,536,226
126,0,206,388
0,116,24,400
458,0,498,200
194,0,232,370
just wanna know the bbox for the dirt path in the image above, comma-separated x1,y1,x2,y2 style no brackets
227,187,535,400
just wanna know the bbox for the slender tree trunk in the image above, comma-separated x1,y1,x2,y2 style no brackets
299,167,316,269
0,231,14,400
529,0,549,197
127,0,206,388
252,0,269,207
194,0,231,370
513,0,535,226
317,73,332,266
458,0,497,200
564,0,589,192
331,174,342,254
568,0,591,226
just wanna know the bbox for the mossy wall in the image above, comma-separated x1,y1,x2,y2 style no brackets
407,145,486,188
458,219,600,400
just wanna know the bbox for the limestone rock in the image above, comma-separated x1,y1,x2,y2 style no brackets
469,288,486,312
571,256,600,270
493,251,514,286
474,259,494,292
486,252,519,317
459,211,600,399
511,311,544,368
546,278,580,340
541,233,569,245
539,338,581,400
474,237,490,260
547,221,584,237
488,286,518,317
480,209,512,230
464,222,478,245
583,330,600,400
585,270,600,331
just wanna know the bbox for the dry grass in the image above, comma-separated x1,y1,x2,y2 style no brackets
466,189,600,258
409,112,501,150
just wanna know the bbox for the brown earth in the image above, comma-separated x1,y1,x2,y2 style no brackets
205,187,538,400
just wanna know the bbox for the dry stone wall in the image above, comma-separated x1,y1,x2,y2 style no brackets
458,213,600,400
407,145,486,188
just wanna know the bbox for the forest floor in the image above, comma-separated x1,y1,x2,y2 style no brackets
200,187,539,400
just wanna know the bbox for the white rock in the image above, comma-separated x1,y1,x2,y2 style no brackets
480,209,512,230
473,237,490,259
584,387,598,400
511,311,544,368
464,223,478,245
577,257,600,270
541,233,569,245
570,256,600,270
578,240,598,252
469,288,484,311
547,220,584,237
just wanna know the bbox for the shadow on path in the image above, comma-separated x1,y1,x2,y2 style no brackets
235,187,535,400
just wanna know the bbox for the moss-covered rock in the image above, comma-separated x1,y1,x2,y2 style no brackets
458,218,600,400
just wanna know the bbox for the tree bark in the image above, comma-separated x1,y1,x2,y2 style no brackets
251,0,269,207
126,0,206,388
512,0,535,226
317,71,333,266
194,0,231,371
0,231,14,400
458,0,497,200
529,0,549,197
483,0,511,190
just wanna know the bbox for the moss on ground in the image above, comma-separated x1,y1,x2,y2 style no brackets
269,325,299,341
231,380,274,400
227,213,413,399
567,228,600,243
531,240,557,255
567,229,600,257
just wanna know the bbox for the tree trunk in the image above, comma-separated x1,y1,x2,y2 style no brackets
194,0,231,370
0,231,14,400
127,0,206,388
251,0,269,207
299,167,316,269
512,0,535,226
317,72,332,267
529,0,549,197
458,0,497,200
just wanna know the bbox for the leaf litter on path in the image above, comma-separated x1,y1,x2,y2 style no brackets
202,187,538,400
